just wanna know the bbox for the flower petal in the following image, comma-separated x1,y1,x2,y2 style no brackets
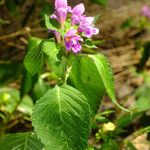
93,28,99,35
65,29,77,37
56,8,67,23
50,14,58,19
72,3,85,16
72,43,82,53
55,0,67,9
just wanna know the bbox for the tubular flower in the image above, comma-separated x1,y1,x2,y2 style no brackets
78,16,99,38
71,3,85,25
49,0,100,53
141,5,150,19
50,0,68,25
71,6,99,38
64,29,83,53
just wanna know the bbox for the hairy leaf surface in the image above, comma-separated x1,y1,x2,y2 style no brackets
0,132,44,150
32,85,91,150
68,55,105,114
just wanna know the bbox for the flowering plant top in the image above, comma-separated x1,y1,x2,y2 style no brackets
22,1,126,149
49,0,99,53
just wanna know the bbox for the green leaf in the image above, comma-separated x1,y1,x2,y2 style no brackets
134,85,150,111
32,84,91,150
41,39,58,61
84,39,97,49
24,45,43,76
89,54,128,111
0,132,44,150
40,2,54,17
17,95,34,115
117,112,142,128
20,69,39,98
68,55,105,114
126,142,137,150
93,15,100,24
27,37,43,52
21,37,42,97
121,17,134,29
138,42,150,71
32,77,48,101
45,14,60,31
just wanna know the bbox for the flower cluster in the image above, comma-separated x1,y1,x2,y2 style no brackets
50,0,99,53
141,5,150,19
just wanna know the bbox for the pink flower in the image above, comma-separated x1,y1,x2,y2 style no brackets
78,16,99,38
51,0,69,25
48,0,100,53
71,3,85,25
141,5,150,18
64,29,83,53
82,26,99,38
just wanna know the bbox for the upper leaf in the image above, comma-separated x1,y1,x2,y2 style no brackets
32,84,91,150
89,54,115,101
24,45,43,76
67,55,105,115
45,14,60,31
21,37,42,97
27,37,43,52
0,132,44,150
41,39,59,61
89,54,128,111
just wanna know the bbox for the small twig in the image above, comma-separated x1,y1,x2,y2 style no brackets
1,41,25,49
0,27,44,41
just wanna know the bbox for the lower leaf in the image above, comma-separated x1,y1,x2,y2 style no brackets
32,84,91,150
0,132,44,150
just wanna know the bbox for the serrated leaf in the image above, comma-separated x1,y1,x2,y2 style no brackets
21,37,42,97
32,84,91,150
24,45,43,76
41,39,58,61
27,37,43,52
89,54,128,111
89,54,115,99
0,132,44,150
68,55,105,115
